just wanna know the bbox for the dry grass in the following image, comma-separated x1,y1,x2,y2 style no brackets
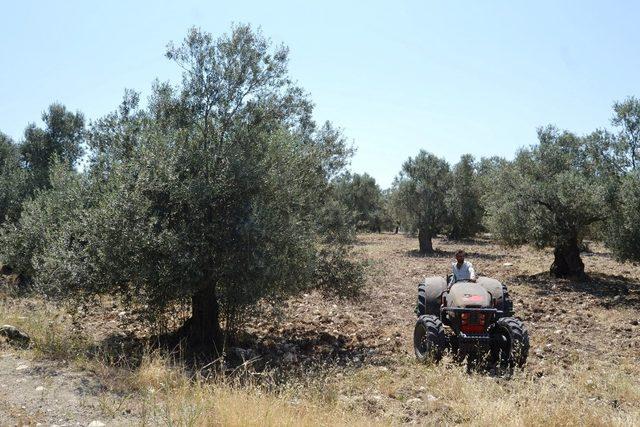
125,353,639,426
335,355,640,426
143,380,379,426
127,352,382,426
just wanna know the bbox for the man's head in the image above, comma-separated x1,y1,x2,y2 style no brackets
455,249,466,264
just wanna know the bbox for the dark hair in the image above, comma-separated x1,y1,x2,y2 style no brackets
455,249,466,257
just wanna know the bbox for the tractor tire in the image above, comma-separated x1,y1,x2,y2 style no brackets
491,317,529,370
415,277,447,317
501,283,514,316
416,284,427,316
413,315,446,363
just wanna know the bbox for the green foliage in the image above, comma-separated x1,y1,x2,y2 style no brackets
0,133,28,224
88,89,145,166
378,188,398,232
485,127,607,248
603,98,640,261
476,156,508,206
20,103,85,190
582,100,640,259
333,172,386,231
612,96,640,170
315,197,356,245
0,161,91,279
445,154,483,239
604,171,640,260
314,244,364,298
393,151,451,252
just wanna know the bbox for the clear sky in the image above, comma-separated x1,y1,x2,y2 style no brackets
2,1,640,188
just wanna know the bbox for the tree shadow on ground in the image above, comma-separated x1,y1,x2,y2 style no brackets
405,249,505,261
88,323,382,383
85,328,220,374
438,236,497,247
515,271,640,309
231,328,382,381
405,249,453,259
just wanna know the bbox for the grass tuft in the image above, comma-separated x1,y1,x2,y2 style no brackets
0,298,91,360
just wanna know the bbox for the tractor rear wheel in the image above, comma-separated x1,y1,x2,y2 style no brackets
413,315,446,363
416,284,427,316
490,317,529,372
501,283,514,316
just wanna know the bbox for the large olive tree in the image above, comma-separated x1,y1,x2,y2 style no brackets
484,127,607,279
1,25,362,352
393,151,451,253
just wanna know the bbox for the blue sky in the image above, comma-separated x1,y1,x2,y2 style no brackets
2,1,639,188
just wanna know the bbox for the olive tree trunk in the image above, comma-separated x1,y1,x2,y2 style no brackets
550,236,585,280
418,228,434,254
185,285,223,353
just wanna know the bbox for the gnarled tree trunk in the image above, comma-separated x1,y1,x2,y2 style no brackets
418,228,434,254
185,285,223,353
550,236,585,280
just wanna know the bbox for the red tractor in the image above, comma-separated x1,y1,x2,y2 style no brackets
414,276,529,373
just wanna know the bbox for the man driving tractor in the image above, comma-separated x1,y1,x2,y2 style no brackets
450,249,476,284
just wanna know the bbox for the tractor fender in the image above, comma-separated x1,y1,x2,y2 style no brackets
476,276,505,307
417,276,448,316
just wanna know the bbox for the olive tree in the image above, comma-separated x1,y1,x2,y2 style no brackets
1,103,83,226
1,25,362,352
393,151,451,253
484,127,607,279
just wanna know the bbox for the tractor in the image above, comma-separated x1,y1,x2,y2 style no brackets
413,276,529,373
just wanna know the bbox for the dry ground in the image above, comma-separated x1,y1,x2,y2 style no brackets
1,233,639,425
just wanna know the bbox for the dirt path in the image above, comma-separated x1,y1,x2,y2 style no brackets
0,351,137,426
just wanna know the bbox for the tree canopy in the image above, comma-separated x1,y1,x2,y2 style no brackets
20,103,85,191
612,96,640,170
0,133,27,224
